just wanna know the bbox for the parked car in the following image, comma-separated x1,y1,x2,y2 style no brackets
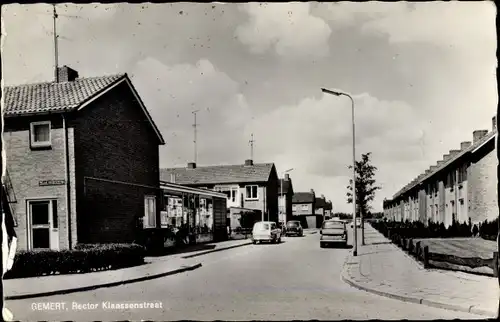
350,217,362,228
320,220,348,248
285,220,303,237
252,221,282,244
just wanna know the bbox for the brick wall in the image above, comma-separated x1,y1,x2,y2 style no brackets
468,141,498,224
72,81,161,243
4,114,77,250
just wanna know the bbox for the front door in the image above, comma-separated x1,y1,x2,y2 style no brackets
28,200,59,250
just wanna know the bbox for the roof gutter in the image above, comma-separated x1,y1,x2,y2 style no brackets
62,113,73,249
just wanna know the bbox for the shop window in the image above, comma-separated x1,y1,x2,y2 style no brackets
144,195,157,228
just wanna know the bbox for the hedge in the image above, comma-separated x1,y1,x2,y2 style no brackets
4,243,145,279
374,216,498,240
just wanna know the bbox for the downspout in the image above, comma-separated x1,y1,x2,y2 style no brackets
62,114,72,249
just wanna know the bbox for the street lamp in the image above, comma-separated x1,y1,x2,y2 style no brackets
321,87,359,256
280,168,294,225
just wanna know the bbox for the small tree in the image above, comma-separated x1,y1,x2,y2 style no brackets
346,152,381,217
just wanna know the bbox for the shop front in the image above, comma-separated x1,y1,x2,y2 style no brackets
159,182,228,247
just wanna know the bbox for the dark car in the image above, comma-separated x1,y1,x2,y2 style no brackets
285,220,303,237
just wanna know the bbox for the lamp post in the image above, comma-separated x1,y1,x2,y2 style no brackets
281,168,294,225
321,87,358,256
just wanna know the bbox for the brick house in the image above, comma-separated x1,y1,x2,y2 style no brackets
160,160,280,223
278,173,294,224
314,195,332,223
384,116,498,227
292,190,322,228
2,66,165,251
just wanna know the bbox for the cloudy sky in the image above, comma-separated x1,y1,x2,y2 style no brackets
1,2,497,213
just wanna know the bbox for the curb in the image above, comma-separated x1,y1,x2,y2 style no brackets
5,263,202,300
340,257,496,318
182,241,253,259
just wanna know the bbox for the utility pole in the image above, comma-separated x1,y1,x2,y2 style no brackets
192,110,199,164
249,133,255,161
53,4,59,82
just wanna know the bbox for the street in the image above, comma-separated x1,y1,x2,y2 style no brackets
6,230,483,321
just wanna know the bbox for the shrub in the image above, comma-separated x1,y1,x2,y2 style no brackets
4,243,145,279
479,217,498,241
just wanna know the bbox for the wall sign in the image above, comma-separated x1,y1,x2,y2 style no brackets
39,180,66,186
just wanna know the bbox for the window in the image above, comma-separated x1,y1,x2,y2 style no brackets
458,163,468,183
30,121,51,148
245,185,258,200
323,221,345,229
301,204,308,211
292,205,297,211
144,196,157,228
28,199,57,249
215,186,238,202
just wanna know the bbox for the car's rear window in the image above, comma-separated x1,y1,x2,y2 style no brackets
262,223,270,230
323,221,344,229
287,221,299,227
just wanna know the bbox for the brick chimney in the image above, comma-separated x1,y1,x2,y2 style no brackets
321,194,325,199
310,189,314,194
284,173,290,181
430,165,438,171
57,65,79,82
449,149,461,157
437,160,444,166
244,159,253,166
460,141,472,150
443,154,451,161
187,162,196,169
170,173,176,183
493,116,497,131
473,130,488,144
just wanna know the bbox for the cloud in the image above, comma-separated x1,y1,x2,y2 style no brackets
129,57,252,167
235,3,332,58
245,91,430,211
319,2,496,54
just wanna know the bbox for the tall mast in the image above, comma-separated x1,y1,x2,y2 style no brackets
192,110,199,163
53,4,59,82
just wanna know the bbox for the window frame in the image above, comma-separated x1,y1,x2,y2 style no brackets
27,199,58,250
143,195,157,228
30,121,52,149
301,204,308,211
245,185,259,200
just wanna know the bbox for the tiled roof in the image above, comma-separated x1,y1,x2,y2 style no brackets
292,192,315,204
278,179,293,195
3,74,125,116
392,129,497,199
160,163,275,185
315,197,327,209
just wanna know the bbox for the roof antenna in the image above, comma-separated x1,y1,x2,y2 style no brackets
249,133,255,161
53,4,59,82
192,110,199,164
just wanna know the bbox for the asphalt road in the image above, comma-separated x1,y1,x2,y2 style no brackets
6,229,483,321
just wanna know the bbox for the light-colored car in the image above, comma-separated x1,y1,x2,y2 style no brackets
350,217,362,228
252,221,282,244
320,220,348,248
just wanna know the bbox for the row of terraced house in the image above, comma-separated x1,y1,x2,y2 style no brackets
383,116,498,227
1,66,333,251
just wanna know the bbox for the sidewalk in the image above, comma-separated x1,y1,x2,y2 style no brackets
4,238,252,300
341,224,498,318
